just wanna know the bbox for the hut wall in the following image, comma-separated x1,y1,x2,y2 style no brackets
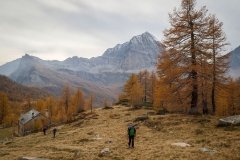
21,115,49,135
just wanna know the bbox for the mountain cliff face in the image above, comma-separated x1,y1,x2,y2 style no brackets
230,46,240,78
89,32,163,73
0,32,162,103
230,46,240,68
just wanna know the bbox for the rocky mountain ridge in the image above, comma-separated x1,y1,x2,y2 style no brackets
0,32,162,102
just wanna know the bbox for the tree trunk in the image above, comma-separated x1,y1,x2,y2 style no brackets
144,75,147,103
211,80,216,114
189,20,198,114
202,90,208,114
211,32,216,114
202,100,208,114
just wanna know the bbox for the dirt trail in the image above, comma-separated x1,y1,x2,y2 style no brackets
0,106,240,160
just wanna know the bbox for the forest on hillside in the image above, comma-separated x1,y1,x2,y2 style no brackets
0,86,96,128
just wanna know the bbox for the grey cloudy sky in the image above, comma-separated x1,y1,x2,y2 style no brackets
0,0,240,65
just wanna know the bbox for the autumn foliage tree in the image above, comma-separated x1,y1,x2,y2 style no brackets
45,96,55,123
0,92,8,124
157,49,188,112
62,85,71,115
157,0,229,114
216,79,240,116
153,79,169,111
205,15,229,114
149,72,157,105
0,92,19,126
72,88,84,113
120,74,144,107
159,0,209,114
61,86,87,121
84,94,94,113
33,87,87,123
138,70,157,106
138,70,149,103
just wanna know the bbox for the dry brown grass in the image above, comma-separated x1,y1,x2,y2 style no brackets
1,106,240,160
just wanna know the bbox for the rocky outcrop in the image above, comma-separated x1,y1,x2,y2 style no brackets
171,142,191,147
217,115,240,127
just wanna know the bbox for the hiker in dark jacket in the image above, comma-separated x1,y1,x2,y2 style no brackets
43,127,47,135
53,128,57,138
128,124,136,148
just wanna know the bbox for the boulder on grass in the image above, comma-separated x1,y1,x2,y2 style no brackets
99,148,110,157
171,142,191,147
217,115,240,127
199,147,217,155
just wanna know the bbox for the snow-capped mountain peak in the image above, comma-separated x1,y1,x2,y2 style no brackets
130,32,157,44
94,32,162,72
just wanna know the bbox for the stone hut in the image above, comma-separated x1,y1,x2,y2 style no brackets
18,109,49,136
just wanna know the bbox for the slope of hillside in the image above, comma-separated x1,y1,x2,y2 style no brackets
0,58,21,76
1,106,239,160
0,75,49,101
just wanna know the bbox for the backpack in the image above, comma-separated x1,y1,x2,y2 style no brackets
129,127,135,136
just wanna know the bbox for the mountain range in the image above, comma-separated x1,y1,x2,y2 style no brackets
0,32,239,104
0,32,163,104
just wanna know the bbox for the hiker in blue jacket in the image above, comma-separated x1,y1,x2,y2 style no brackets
128,124,136,148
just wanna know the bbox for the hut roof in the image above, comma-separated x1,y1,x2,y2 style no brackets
19,109,41,125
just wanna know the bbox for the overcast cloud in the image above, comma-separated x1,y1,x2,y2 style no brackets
0,0,239,65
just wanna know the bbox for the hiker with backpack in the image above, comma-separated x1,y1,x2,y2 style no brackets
53,128,57,138
128,124,136,148
43,126,47,135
